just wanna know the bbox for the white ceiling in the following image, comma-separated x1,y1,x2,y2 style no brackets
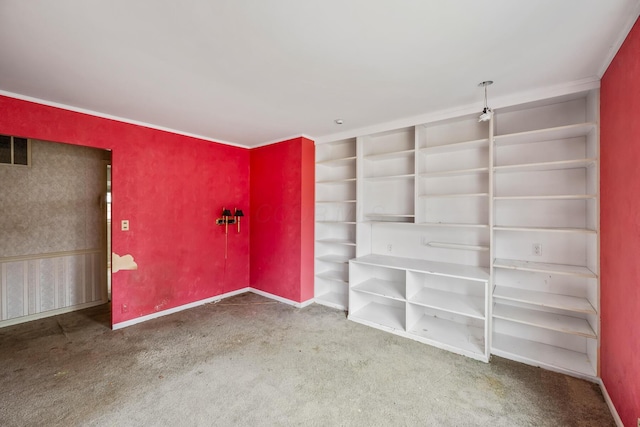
1,1,638,147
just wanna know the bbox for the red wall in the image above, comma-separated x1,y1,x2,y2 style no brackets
250,137,315,303
601,17,640,427
0,96,250,325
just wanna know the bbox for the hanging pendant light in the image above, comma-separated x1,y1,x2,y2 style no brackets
478,81,494,122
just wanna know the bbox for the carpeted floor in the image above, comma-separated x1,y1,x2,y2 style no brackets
0,292,614,426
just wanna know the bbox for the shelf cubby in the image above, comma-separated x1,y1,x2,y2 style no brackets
493,258,596,278
316,269,348,283
351,278,405,301
494,122,597,147
493,285,595,314
493,303,595,338
407,304,485,356
416,222,489,229
493,226,596,234
425,242,489,251
349,299,406,331
408,288,484,319
420,167,489,178
364,149,414,161
316,156,357,167
314,289,348,310
494,158,596,174
492,331,596,378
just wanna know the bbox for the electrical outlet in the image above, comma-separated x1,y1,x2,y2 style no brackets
121,220,130,231
387,244,392,253
121,303,128,313
532,243,542,256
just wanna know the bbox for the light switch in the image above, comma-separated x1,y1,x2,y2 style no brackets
121,220,129,231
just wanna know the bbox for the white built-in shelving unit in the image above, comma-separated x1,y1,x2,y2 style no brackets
490,93,599,379
314,138,357,310
314,89,600,380
349,254,489,361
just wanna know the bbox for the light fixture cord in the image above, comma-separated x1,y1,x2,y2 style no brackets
484,84,488,110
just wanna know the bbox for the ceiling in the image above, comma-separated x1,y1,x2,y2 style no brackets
1,1,638,147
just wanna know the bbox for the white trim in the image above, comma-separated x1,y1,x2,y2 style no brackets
0,299,107,329
251,134,315,148
598,7,640,77
0,248,102,263
598,378,624,427
112,287,315,330
0,285,315,330
249,288,315,308
313,78,600,144
112,287,250,330
0,90,248,149
0,89,316,149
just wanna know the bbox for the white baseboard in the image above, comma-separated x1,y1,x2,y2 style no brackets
0,299,107,329
112,287,315,330
598,378,624,427
112,287,250,330
249,288,315,308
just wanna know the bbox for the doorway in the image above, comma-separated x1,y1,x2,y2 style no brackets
0,138,111,327
106,163,112,301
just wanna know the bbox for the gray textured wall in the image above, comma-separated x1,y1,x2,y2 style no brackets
0,140,109,258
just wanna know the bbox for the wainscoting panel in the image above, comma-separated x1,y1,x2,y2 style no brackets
0,249,106,324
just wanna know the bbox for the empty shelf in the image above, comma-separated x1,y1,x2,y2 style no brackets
315,291,347,310
416,222,489,229
492,333,596,378
316,238,356,246
316,199,357,203
365,214,415,223
408,315,485,355
494,158,596,173
420,138,489,154
408,288,484,319
349,302,405,331
493,303,596,338
425,242,489,251
316,255,351,264
364,149,415,161
316,156,357,167
316,178,357,184
420,167,489,178
493,226,596,234
420,192,488,198
351,278,404,300
351,254,489,282
493,286,596,314
316,221,357,225
494,123,596,147
364,173,415,181
493,258,596,278
494,194,596,200
316,270,348,283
